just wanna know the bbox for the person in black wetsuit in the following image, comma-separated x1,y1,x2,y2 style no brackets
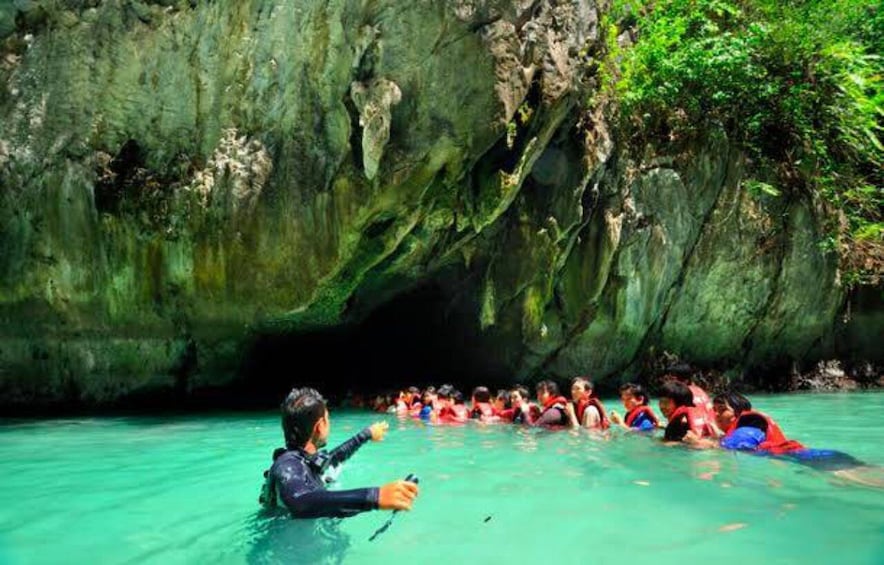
260,387,419,519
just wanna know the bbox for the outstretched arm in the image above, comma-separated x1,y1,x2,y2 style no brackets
327,422,389,466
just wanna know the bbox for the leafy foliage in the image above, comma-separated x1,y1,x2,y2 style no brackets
606,0,883,285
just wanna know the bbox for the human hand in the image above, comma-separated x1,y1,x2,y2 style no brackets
609,410,622,424
370,421,389,441
378,480,419,511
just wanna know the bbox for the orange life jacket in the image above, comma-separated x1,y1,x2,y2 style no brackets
688,384,716,426
440,404,470,423
539,395,570,426
668,405,715,438
471,402,496,420
576,397,610,429
625,405,659,428
726,410,805,454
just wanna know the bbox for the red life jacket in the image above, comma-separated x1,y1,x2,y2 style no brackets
440,404,469,423
726,410,805,454
511,404,541,424
539,395,570,425
668,405,715,438
408,403,423,417
543,395,569,410
498,407,516,422
625,405,659,428
576,397,611,429
471,402,496,420
688,384,716,425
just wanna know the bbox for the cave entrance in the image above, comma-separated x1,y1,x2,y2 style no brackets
237,282,510,406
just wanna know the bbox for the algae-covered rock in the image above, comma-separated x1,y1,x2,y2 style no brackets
0,0,877,409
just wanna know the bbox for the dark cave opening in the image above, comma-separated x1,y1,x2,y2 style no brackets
232,282,512,407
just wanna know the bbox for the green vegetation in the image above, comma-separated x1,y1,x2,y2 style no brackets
604,0,882,285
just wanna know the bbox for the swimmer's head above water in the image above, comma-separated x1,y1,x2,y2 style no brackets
712,391,752,431
619,383,650,410
282,387,331,451
657,381,694,420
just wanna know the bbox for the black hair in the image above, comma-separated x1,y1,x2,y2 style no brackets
511,385,530,400
472,386,491,403
407,386,420,394
453,390,465,404
424,386,436,394
495,389,510,407
659,381,694,407
619,383,649,405
665,363,694,383
281,387,327,450
712,391,752,416
571,376,595,392
536,380,559,397
437,384,454,399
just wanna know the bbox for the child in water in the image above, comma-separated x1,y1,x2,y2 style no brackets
506,386,539,424
657,381,715,442
564,377,610,430
685,391,884,487
609,383,659,431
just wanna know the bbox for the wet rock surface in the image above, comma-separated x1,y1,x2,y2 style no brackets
0,1,879,410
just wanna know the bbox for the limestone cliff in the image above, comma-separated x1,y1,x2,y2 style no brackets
0,0,878,408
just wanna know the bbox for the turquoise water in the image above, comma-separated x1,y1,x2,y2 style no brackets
1,392,883,564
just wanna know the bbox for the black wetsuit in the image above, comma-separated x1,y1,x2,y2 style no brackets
263,428,379,519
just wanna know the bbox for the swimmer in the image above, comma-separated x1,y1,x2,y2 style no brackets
492,389,510,414
564,376,610,430
518,380,569,427
470,386,498,421
506,386,538,424
664,363,716,430
609,383,660,431
657,381,715,442
437,386,469,422
686,391,884,488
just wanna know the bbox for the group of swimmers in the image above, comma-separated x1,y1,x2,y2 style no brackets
261,369,880,520
354,369,794,449
354,367,881,478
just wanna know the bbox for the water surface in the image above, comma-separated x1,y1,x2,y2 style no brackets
1,392,882,564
